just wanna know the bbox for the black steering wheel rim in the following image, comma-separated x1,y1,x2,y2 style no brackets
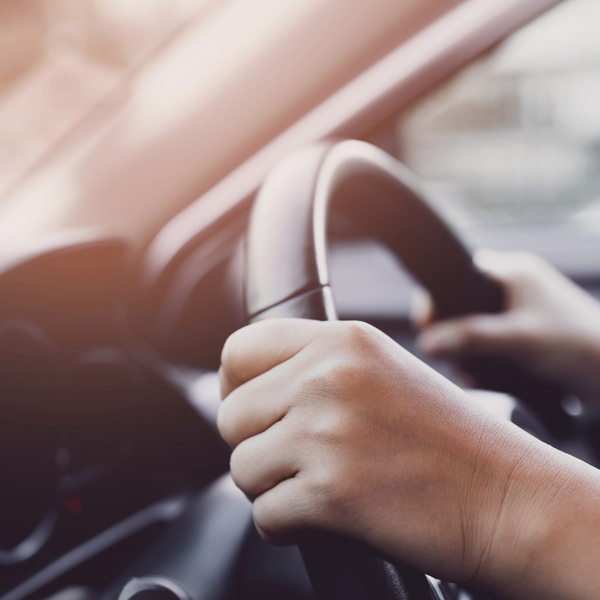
246,140,505,323
244,139,566,600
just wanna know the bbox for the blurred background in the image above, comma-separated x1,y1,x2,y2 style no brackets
1,0,599,275
398,0,600,268
0,0,214,198
0,0,447,254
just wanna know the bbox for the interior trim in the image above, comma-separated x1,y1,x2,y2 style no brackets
141,0,562,294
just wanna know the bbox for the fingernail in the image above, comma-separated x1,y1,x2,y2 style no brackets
418,325,461,355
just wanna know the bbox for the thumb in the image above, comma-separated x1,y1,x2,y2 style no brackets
417,314,517,358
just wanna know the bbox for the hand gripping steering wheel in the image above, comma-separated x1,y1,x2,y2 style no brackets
244,140,567,600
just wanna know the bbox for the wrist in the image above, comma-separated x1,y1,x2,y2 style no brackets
477,434,600,600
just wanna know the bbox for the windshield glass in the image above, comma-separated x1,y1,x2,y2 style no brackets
398,0,600,275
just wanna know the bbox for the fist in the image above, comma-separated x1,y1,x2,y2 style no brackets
218,319,565,590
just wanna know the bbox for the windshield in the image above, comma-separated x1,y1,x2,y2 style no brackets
398,0,600,276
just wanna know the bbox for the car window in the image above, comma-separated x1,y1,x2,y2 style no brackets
397,0,600,277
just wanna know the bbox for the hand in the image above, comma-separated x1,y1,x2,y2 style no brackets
417,250,600,401
218,319,600,600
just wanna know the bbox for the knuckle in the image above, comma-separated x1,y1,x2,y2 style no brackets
302,322,381,394
292,361,346,408
221,322,266,385
220,331,237,368
220,333,242,384
229,445,251,490
307,354,372,399
216,400,236,446
313,359,354,392
458,323,480,349
296,368,358,441
306,466,352,522
340,320,379,351
311,464,337,495
253,484,316,541
253,494,287,538
307,409,352,445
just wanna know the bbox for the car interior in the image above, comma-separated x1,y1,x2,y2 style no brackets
0,0,598,599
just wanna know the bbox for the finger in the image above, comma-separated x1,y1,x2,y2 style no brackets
229,419,301,501
473,248,512,277
475,249,577,311
252,476,320,545
474,249,551,285
217,356,302,447
417,315,518,357
219,319,324,399
410,287,434,327
473,248,532,280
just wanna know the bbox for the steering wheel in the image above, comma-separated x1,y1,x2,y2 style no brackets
244,140,568,600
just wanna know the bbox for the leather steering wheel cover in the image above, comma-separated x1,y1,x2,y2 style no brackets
246,140,504,322
245,140,456,600
244,139,568,600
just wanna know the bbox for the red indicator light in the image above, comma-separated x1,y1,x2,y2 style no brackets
64,497,83,515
